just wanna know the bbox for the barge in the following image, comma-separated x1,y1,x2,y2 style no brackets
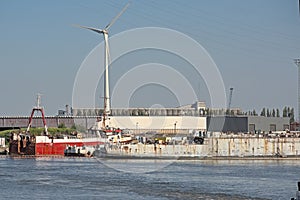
9,132,105,156
93,132,300,159
9,95,105,157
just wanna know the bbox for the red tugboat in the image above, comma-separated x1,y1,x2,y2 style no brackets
9,95,106,157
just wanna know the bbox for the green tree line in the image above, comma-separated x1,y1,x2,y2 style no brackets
256,106,294,122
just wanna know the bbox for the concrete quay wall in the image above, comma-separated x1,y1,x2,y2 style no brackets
108,137,300,157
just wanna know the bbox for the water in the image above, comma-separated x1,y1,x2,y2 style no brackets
0,157,299,200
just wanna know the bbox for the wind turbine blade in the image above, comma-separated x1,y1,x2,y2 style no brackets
105,3,129,30
73,24,103,34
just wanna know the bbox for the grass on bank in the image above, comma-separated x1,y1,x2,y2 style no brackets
0,127,78,138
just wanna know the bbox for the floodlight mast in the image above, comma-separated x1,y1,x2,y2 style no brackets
75,3,129,128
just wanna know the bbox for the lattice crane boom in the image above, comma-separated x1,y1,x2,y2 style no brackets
228,87,234,111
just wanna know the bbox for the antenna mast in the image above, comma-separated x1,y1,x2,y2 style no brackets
36,93,42,109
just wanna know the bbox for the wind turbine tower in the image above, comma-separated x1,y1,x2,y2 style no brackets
295,59,300,122
76,3,129,128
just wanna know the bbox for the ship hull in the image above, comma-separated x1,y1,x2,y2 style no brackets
9,135,106,156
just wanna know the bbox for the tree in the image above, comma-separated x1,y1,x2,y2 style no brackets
58,123,66,128
266,109,270,117
283,107,288,117
205,108,209,116
276,108,280,117
260,108,266,116
226,109,230,115
289,108,295,123
71,124,77,130
272,109,275,117
253,109,257,116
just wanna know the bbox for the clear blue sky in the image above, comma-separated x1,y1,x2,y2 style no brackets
1,0,300,117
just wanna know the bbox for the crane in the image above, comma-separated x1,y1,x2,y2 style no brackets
26,94,48,135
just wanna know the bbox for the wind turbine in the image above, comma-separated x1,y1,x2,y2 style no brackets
75,3,129,128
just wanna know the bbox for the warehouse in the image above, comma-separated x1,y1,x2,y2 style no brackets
207,116,290,133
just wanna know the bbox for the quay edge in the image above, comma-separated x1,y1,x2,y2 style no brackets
101,136,300,158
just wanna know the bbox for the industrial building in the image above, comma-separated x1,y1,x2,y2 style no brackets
0,113,290,134
70,101,290,134
207,116,290,133
0,100,290,134
91,116,206,134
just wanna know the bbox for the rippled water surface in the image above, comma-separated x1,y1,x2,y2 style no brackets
0,157,299,199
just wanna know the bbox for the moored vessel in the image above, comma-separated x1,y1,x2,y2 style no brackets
9,95,105,157
9,132,105,156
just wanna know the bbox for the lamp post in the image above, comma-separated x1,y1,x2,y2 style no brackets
174,121,177,134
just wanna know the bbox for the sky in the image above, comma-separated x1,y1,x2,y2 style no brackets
1,0,300,117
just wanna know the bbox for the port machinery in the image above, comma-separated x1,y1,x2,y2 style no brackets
26,94,48,135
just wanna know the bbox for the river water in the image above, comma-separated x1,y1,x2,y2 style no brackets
0,157,299,199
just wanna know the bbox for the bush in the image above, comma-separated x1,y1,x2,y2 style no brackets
58,123,66,128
